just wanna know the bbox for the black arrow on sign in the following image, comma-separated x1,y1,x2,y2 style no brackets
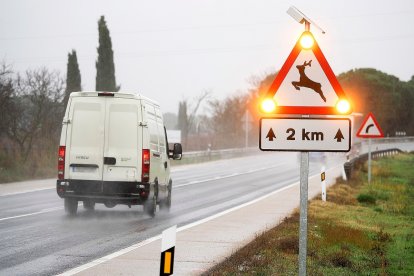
365,123,374,133
334,129,344,142
266,128,276,141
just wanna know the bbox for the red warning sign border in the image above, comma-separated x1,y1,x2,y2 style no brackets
356,112,384,138
265,31,351,115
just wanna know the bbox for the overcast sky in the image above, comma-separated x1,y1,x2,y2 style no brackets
1,0,413,113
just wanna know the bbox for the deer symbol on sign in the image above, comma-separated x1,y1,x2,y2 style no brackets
291,60,327,102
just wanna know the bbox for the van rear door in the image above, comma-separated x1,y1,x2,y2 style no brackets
102,98,142,184
66,97,105,185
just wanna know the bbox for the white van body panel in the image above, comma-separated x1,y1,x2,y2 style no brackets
103,98,142,182
142,103,169,185
66,97,105,181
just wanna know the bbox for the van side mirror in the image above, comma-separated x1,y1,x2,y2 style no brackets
169,143,182,160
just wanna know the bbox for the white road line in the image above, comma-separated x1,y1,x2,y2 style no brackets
0,206,63,222
0,187,55,197
0,165,282,221
174,164,284,188
58,164,342,276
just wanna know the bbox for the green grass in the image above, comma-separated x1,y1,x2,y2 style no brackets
0,150,57,183
357,193,376,204
205,153,414,275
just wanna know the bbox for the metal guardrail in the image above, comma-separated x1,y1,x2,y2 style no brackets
362,136,414,144
343,148,403,180
183,137,414,157
178,136,414,166
182,147,258,159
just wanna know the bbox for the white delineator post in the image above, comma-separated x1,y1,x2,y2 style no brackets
160,225,177,276
321,166,326,202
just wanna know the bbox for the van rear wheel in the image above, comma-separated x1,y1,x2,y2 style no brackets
160,181,172,212
144,195,157,217
64,198,78,216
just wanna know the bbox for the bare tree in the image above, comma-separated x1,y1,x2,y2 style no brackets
177,90,211,148
7,68,64,161
0,62,14,134
187,90,211,133
208,94,248,149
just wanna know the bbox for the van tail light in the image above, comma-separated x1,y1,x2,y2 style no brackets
142,149,150,182
58,146,65,180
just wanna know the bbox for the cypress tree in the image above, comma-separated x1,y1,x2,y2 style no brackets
64,50,81,106
96,15,119,92
177,101,188,146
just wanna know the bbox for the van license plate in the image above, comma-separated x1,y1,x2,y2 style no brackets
72,167,95,173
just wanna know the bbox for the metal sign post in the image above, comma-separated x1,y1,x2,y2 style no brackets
356,112,384,184
258,7,352,276
368,138,372,184
299,151,309,276
242,110,253,149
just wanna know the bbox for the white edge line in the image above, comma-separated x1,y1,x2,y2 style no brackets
59,164,341,276
174,164,284,188
0,207,63,222
0,187,55,197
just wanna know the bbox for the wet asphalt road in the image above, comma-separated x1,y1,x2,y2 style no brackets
3,141,411,276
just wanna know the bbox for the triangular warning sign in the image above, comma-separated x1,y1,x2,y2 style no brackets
265,31,351,115
356,112,384,138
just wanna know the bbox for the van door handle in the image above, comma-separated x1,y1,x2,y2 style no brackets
104,157,116,165
164,161,168,169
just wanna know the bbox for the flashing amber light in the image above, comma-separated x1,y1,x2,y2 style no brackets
300,33,314,49
261,98,276,113
336,99,351,114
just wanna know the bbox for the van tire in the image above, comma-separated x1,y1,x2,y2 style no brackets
83,200,95,211
64,198,78,216
160,180,172,211
144,195,157,217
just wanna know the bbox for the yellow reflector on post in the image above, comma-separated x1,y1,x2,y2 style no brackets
164,252,172,273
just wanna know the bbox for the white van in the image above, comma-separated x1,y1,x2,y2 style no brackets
56,91,182,217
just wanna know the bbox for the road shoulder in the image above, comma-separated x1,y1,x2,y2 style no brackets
0,178,55,196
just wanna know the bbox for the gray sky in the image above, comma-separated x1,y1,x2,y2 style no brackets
1,0,413,113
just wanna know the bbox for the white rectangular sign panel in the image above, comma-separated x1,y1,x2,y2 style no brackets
260,117,351,152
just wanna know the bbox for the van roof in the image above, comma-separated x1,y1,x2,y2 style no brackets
69,91,160,107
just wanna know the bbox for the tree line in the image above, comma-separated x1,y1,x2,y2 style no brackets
177,69,414,150
1,14,413,182
0,16,119,182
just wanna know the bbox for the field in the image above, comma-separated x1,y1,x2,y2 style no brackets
206,154,414,275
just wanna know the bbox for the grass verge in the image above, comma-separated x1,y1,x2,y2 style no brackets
205,153,414,275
